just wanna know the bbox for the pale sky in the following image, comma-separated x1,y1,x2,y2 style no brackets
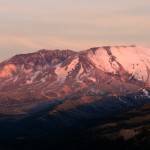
0,0,150,61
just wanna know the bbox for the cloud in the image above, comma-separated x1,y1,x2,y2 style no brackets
0,0,150,61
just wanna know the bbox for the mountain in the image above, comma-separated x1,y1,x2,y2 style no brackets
0,45,150,114
0,45,150,150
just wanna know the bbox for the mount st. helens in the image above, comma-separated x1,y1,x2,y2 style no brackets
0,45,150,114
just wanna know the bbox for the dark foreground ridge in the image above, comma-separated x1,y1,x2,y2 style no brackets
0,93,149,150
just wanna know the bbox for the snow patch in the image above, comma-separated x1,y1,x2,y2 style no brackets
26,80,33,85
111,46,150,81
76,64,84,80
55,57,79,81
88,46,150,83
88,77,96,82
142,89,150,98
26,71,41,84
88,48,116,73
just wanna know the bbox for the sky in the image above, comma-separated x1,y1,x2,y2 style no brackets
0,0,150,61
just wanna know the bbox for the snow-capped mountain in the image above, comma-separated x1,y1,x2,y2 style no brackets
0,45,150,114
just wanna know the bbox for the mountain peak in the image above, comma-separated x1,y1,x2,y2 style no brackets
37,49,76,54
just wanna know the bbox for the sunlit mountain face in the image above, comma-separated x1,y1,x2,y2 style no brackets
0,46,150,150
